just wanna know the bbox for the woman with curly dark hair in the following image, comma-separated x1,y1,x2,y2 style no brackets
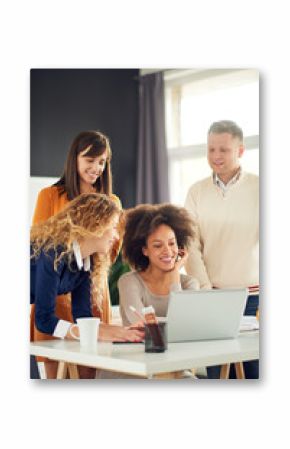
119,203,199,326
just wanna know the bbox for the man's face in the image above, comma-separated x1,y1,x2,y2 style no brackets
207,132,244,181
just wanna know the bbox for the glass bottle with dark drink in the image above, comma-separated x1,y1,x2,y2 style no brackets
142,306,167,353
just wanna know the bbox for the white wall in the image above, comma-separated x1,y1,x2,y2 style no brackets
29,176,58,224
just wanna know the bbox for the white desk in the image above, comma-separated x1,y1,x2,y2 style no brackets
30,331,259,379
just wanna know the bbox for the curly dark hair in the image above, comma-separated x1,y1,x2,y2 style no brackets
122,203,196,271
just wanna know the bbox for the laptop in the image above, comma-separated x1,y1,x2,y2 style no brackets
167,288,248,342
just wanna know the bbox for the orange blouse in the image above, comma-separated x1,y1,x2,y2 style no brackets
31,185,122,344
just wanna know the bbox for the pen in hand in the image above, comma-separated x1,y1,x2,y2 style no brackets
129,305,146,326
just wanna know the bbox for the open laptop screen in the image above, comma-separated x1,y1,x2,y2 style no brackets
167,288,248,342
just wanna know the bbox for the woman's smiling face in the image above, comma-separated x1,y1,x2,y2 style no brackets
142,224,178,271
77,147,107,188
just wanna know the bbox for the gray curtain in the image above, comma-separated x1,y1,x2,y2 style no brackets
136,72,169,205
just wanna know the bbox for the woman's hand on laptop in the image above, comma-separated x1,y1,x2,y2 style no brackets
99,323,144,342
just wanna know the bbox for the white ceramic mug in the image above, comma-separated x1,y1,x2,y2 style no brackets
69,317,100,350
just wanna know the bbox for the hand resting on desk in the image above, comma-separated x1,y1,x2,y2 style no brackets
99,323,144,342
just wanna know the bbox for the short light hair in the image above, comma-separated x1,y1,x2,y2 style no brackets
208,120,243,142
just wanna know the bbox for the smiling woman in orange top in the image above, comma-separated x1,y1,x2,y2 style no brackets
31,131,122,376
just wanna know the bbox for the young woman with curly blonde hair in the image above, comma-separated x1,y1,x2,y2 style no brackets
31,193,143,378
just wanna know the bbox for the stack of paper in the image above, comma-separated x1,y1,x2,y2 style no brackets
239,316,259,332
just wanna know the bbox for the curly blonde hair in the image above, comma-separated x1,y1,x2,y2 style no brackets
31,193,122,311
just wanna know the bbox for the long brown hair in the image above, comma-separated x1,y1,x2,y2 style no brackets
55,131,113,200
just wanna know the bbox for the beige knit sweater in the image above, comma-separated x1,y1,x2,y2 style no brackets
184,171,259,290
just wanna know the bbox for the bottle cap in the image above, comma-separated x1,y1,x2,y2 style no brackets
142,306,155,315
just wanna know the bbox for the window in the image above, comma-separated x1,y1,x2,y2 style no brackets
165,69,259,205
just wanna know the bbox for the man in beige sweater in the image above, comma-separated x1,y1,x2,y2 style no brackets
184,120,259,378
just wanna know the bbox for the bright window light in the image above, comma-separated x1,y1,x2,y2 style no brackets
181,82,259,146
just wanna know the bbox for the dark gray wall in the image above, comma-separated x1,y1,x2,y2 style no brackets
30,69,139,208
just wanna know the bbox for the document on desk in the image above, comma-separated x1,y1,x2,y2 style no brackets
239,316,259,332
